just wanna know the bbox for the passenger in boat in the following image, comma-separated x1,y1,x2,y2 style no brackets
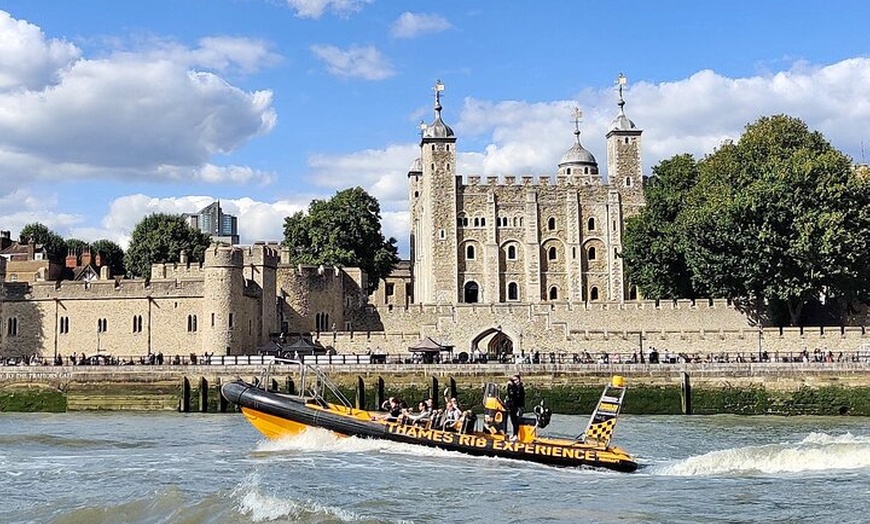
505,374,526,439
405,398,433,425
443,398,462,430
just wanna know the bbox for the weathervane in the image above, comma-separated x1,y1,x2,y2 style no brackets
433,79,445,110
616,73,627,105
572,107,584,133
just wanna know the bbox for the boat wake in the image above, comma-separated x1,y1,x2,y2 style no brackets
255,427,459,459
653,432,870,476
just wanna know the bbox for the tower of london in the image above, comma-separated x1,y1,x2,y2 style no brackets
408,78,645,306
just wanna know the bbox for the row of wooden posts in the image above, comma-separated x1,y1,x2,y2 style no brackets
178,375,461,414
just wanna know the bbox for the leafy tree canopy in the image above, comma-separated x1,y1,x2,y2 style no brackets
282,187,400,293
623,154,706,299
64,238,88,257
91,239,126,277
625,114,870,325
124,213,211,279
19,223,66,258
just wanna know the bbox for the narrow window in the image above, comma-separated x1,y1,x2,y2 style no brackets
625,177,633,187
386,283,395,296
228,313,234,329
439,229,446,239
548,247,557,260
462,218,469,227
447,163,450,170
590,287,600,301
507,245,517,260
7,317,18,336
625,137,630,144
446,144,450,151
508,282,519,301
480,217,485,226
584,167,589,174
473,218,480,227
547,217,556,230
211,312,215,327
588,247,597,261
587,217,595,231
567,168,571,175
549,287,558,300
466,245,476,260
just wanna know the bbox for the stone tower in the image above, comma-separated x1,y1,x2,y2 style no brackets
244,243,280,345
202,244,244,355
605,74,644,300
410,80,459,304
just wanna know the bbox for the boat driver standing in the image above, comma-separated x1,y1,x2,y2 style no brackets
505,374,526,440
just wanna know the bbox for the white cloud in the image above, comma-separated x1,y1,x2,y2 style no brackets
0,11,278,189
0,11,80,92
391,12,451,39
285,0,371,19
310,44,394,80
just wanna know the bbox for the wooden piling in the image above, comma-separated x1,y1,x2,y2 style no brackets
285,376,296,395
217,378,229,413
377,376,385,409
431,376,439,409
199,377,209,413
449,377,457,400
680,371,692,415
271,378,279,392
179,376,190,413
355,376,365,409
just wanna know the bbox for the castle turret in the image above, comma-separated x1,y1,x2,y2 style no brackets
202,244,244,355
244,243,280,345
558,107,600,185
606,74,643,198
414,80,459,303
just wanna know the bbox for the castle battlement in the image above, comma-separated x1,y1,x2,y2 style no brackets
204,243,244,268
459,173,613,191
19,278,205,300
243,242,281,268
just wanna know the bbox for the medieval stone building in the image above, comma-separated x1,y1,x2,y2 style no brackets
408,80,644,306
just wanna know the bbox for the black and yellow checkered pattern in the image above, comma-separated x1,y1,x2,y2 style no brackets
584,418,616,445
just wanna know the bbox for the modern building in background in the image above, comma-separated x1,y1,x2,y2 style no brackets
184,201,239,245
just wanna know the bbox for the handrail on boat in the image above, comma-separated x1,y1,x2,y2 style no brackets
260,357,354,410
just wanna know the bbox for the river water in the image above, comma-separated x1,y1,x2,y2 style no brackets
1,411,869,523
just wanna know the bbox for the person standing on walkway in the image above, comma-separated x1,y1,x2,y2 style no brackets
505,374,525,439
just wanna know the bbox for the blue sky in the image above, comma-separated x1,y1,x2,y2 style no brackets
1,1,869,257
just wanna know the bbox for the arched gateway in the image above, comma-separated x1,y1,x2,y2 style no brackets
471,327,514,361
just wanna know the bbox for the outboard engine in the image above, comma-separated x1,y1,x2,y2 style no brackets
533,401,552,429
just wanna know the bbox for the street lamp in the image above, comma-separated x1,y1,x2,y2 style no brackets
757,326,763,362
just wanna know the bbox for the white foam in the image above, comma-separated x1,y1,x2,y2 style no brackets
234,473,362,522
654,432,870,476
254,427,460,460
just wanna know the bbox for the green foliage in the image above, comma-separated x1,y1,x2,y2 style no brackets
624,115,870,324
18,222,66,258
124,213,211,278
64,238,88,257
282,187,400,292
623,154,705,299
91,239,126,277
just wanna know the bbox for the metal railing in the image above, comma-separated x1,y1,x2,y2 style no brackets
4,349,870,367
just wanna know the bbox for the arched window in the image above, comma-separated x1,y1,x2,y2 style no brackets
507,245,517,260
548,247,557,260
473,217,480,227
547,217,556,230
316,312,330,332
6,317,18,336
507,282,519,301
481,217,486,227
590,287,600,301
549,287,558,300
588,247,596,261
629,286,638,300
462,217,469,227
584,167,589,174
513,217,519,227
464,281,480,303
466,245,476,260
566,168,572,175
187,314,198,332
625,177,633,187
587,217,595,231
431,144,435,151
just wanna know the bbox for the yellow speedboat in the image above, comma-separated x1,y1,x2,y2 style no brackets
221,362,637,472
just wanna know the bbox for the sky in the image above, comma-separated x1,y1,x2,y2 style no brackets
1,1,869,258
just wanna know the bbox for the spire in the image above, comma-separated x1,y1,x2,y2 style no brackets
572,107,584,145
609,73,638,132
421,79,454,139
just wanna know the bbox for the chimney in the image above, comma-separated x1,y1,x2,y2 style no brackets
66,253,78,268
81,247,92,266
100,265,110,280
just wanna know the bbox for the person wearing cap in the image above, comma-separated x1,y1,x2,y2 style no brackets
505,374,526,439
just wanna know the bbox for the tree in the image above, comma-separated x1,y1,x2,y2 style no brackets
91,239,126,277
282,187,400,293
622,154,705,299
19,223,66,258
64,238,88,258
680,115,870,325
124,213,211,279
